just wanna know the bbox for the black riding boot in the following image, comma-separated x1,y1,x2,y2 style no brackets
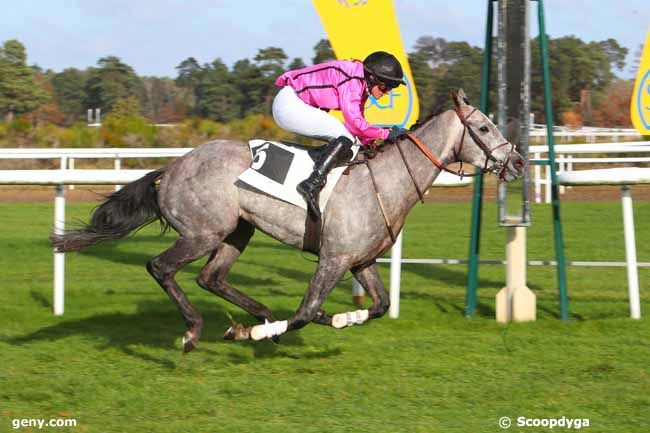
297,136,353,219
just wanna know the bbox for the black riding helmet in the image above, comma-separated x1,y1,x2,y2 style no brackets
363,51,406,90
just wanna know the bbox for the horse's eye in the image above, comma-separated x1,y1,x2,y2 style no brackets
479,126,489,133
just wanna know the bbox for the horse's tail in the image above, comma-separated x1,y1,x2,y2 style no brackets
50,168,169,252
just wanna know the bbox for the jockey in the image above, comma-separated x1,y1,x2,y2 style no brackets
273,51,410,218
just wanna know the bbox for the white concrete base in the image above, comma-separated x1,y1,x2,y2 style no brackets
497,226,536,323
496,286,537,323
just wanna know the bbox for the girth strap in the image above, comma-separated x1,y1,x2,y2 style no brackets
365,159,396,243
302,214,321,254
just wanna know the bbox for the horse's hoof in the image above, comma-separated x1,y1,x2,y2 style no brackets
223,324,251,341
182,332,197,353
223,326,236,340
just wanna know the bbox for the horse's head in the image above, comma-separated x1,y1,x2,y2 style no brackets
451,89,525,182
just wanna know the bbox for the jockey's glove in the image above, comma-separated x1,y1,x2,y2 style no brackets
386,126,410,143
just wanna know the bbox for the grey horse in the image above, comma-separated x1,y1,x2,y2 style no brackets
51,90,525,352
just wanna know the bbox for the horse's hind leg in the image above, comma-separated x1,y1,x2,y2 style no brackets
147,236,218,353
196,219,275,340
311,262,390,328
351,263,390,319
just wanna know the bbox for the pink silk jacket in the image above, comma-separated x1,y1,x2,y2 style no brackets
275,59,389,145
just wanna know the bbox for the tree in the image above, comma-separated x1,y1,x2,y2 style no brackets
408,50,438,118
84,56,146,114
288,57,306,70
111,95,143,118
412,36,449,68
254,47,288,115
50,68,88,124
254,47,287,77
31,72,64,126
312,39,335,64
409,37,484,119
175,57,203,90
592,80,634,127
232,59,266,117
0,39,49,121
597,38,628,72
142,77,190,123
629,44,643,77
530,35,625,124
194,59,241,121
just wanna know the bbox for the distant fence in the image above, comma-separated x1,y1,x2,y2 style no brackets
531,141,650,203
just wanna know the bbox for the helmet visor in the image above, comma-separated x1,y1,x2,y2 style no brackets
375,78,403,93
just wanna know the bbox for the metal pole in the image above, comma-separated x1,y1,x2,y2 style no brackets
114,157,122,191
53,156,67,316
621,186,641,319
534,152,541,203
68,157,75,190
466,0,494,317
389,230,403,319
538,0,569,319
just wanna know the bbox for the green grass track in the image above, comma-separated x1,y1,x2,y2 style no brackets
1,200,648,432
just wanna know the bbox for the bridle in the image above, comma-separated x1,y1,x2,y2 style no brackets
353,106,515,243
402,107,514,180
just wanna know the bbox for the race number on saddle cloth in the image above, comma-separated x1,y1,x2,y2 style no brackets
237,139,360,211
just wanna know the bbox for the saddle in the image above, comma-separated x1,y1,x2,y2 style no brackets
237,139,385,255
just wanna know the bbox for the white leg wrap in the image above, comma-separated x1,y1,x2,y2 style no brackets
331,309,369,329
250,319,288,341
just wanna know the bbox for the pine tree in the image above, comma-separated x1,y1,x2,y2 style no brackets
0,39,49,121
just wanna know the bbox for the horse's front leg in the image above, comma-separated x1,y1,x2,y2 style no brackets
246,257,350,341
327,262,389,329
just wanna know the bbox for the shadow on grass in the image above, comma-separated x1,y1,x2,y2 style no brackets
399,263,504,290
2,299,322,369
76,236,314,288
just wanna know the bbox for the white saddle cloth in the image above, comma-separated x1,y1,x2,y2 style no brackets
238,139,359,211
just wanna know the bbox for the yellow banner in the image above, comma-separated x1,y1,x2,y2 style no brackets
313,0,419,128
631,28,650,134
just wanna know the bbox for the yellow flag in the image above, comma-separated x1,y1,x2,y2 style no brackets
312,0,419,128
631,28,650,134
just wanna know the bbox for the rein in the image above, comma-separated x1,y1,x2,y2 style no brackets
403,108,514,180
347,107,515,243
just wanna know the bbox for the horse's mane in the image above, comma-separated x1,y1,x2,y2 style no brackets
409,106,445,133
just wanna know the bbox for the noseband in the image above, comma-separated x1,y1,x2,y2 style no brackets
404,108,514,179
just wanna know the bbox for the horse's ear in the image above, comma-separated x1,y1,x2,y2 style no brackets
459,88,471,105
451,89,468,109
450,90,461,109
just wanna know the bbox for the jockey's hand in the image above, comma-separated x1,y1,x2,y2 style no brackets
386,126,410,143
364,146,378,159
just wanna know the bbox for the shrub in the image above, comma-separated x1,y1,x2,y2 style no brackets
8,117,32,136
60,123,100,148
100,114,157,147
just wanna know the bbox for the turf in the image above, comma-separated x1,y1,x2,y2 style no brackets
1,199,648,433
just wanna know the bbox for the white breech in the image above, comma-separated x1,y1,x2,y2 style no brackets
272,86,354,143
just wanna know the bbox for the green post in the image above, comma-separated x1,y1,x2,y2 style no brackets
466,0,494,317
537,0,569,320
